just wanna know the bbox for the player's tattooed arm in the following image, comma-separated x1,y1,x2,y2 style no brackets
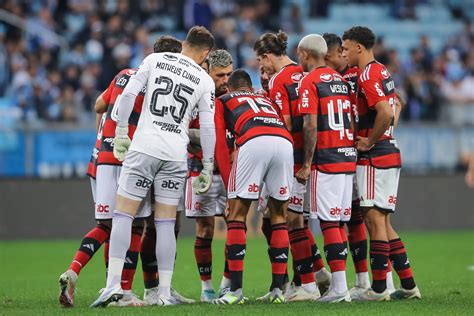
296,113,317,184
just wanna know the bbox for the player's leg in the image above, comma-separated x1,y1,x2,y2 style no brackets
151,158,187,305
195,216,216,301
356,165,391,301
59,171,113,307
141,214,159,301
304,175,331,294
91,151,153,307
214,137,268,305
317,172,351,303
256,136,294,303
347,197,370,297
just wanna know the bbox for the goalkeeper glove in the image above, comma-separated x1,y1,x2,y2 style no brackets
113,125,131,162
193,159,214,195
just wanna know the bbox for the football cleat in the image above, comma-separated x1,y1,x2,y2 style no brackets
285,285,321,302
212,290,245,305
143,287,160,306
315,268,332,295
268,288,286,304
201,289,217,302
355,288,391,301
390,286,421,300
171,288,195,304
159,294,181,306
90,285,123,307
349,285,370,300
218,286,230,298
59,269,78,307
108,292,145,307
318,288,351,303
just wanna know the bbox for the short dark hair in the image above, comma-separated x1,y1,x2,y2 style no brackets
342,26,376,49
185,26,215,50
322,33,342,51
154,35,182,53
253,30,288,56
228,69,252,90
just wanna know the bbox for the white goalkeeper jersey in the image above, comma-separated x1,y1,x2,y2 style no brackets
128,53,215,162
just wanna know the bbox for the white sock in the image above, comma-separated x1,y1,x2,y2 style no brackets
155,218,176,298
201,279,214,291
332,271,348,293
106,210,134,290
356,272,370,288
386,271,395,292
158,270,172,298
302,282,317,292
220,276,231,289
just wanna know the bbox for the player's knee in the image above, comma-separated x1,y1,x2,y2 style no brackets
286,211,303,230
197,217,215,238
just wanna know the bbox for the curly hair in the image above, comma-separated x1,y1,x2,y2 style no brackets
342,26,375,49
322,33,342,51
207,49,233,70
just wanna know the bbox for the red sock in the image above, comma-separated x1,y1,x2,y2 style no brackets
195,237,213,281
320,220,347,272
347,201,368,273
140,225,158,289
104,240,109,271
121,226,143,291
389,238,416,289
226,220,246,291
304,221,325,272
370,240,389,293
289,228,314,285
269,223,289,290
70,224,110,275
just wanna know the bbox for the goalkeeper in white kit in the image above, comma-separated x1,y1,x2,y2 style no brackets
91,26,216,307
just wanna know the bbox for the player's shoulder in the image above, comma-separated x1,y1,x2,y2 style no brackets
269,63,303,89
340,65,360,78
360,61,389,83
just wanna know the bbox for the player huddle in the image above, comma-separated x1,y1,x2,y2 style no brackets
58,25,421,308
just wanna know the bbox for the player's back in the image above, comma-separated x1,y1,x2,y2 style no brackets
130,52,214,162
218,90,292,146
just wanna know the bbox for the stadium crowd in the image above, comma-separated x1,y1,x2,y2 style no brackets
0,0,473,125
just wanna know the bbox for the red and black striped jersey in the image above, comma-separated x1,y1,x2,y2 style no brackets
340,65,360,124
96,68,146,166
298,66,356,174
215,90,292,188
187,116,235,176
357,61,401,168
269,63,304,170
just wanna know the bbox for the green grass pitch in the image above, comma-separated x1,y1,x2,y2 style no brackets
1,231,473,315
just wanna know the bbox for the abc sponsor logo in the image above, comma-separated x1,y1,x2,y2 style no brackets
136,178,153,189
388,195,397,205
96,204,110,213
289,196,303,206
162,179,180,190
279,186,288,195
329,207,351,217
248,183,260,193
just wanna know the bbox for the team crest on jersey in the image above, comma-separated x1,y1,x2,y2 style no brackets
163,54,178,61
291,72,303,83
126,69,137,76
381,69,390,79
320,73,333,82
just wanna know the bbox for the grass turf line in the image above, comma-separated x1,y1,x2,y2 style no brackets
0,231,473,315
